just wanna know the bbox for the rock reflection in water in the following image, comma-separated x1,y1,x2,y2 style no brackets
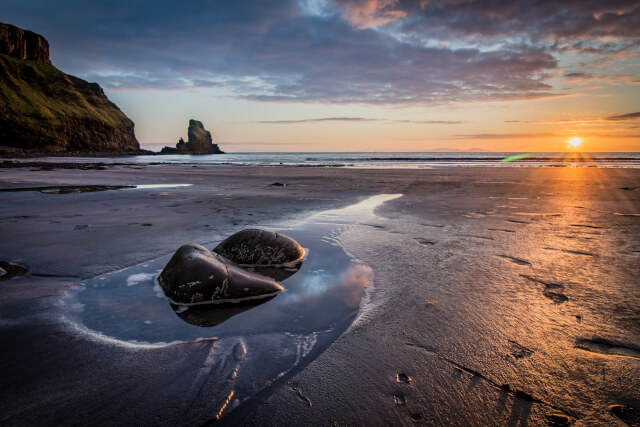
171,296,277,327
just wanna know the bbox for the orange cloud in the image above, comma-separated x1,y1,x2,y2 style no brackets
342,0,407,29
505,111,640,124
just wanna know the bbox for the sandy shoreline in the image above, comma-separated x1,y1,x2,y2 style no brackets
1,163,639,425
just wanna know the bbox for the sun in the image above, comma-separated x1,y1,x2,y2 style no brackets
568,137,582,149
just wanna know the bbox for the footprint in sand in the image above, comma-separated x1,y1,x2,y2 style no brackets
506,219,530,224
520,275,568,304
488,228,515,233
393,394,406,405
290,386,312,407
609,404,640,424
544,247,595,257
410,413,423,422
507,340,534,360
575,338,640,360
546,413,573,426
396,373,412,383
495,254,532,266
570,224,604,230
414,238,436,245
543,290,569,304
457,234,494,241
364,223,385,229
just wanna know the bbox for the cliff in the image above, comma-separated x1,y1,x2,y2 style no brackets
161,120,223,154
0,22,50,64
0,22,140,156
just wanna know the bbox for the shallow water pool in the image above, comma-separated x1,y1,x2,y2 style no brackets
63,194,401,420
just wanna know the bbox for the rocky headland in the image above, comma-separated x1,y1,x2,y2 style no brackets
0,22,141,156
160,119,224,154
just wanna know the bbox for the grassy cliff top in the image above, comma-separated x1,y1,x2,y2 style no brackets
0,53,139,153
0,53,125,127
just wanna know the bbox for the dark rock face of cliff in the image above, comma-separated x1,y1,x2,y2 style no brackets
0,22,50,64
0,22,140,156
161,120,223,154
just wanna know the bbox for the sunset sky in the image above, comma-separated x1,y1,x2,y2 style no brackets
4,0,640,152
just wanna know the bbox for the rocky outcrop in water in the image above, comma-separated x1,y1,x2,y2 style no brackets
160,120,223,154
0,22,140,156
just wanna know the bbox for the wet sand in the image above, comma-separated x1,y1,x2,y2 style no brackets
1,163,639,425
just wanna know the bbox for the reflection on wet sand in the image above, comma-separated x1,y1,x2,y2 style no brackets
0,184,134,193
328,264,374,309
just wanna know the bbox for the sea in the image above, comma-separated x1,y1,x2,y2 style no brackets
29,152,640,168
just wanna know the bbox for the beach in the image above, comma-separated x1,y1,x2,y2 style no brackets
1,163,639,425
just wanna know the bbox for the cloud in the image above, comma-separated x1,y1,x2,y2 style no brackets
562,72,639,85
387,0,640,40
455,132,640,140
587,133,640,139
563,72,593,79
605,112,640,121
393,119,465,124
453,133,555,139
2,0,636,105
506,111,640,124
335,0,407,29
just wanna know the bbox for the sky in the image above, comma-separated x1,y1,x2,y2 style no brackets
4,0,640,152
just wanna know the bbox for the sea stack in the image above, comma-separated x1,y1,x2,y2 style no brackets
160,120,224,154
0,22,140,155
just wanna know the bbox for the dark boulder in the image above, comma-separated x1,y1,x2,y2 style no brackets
159,244,283,305
213,229,305,267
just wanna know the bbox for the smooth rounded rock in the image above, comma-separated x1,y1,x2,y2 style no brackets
213,229,305,267
159,244,283,305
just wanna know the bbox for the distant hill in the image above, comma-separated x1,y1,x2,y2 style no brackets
0,22,140,156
